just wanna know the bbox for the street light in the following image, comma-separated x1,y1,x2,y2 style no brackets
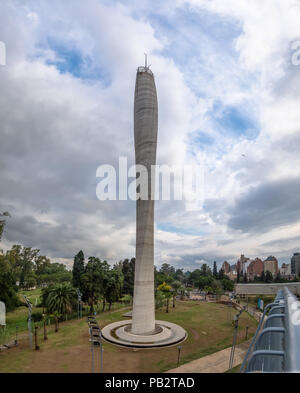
15,325,18,346
177,345,182,368
228,307,245,371
76,288,82,320
23,295,33,349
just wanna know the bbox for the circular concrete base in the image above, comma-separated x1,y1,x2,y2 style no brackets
102,320,187,348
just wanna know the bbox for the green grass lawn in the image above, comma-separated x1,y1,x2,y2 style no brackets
0,289,43,346
0,300,257,373
0,289,129,346
225,364,241,373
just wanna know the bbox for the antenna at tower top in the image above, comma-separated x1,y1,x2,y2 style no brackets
144,53,148,68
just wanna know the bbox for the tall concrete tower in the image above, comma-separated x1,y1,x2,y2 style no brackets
131,65,158,335
101,62,186,348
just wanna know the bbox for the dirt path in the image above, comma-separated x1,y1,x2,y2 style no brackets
166,341,250,373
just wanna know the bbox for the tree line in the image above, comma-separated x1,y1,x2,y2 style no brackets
72,250,123,312
237,269,300,284
0,245,71,311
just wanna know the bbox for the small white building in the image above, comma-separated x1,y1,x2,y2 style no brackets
0,301,6,326
280,263,291,277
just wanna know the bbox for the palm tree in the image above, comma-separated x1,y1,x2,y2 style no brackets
171,281,182,308
158,282,173,313
51,311,62,332
42,314,48,340
45,283,76,320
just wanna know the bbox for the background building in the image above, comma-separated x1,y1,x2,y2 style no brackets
291,253,300,277
280,263,292,278
236,254,250,275
222,261,230,274
247,258,264,280
263,256,279,276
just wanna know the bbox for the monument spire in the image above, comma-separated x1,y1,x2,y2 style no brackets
101,64,186,348
131,56,158,335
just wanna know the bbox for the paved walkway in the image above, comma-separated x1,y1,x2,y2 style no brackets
166,341,250,373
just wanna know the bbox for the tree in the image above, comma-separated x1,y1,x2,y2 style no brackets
72,251,85,292
159,263,175,277
174,269,185,284
18,247,39,289
45,283,76,318
213,261,218,279
254,274,259,282
155,290,165,310
264,271,273,283
82,257,109,312
158,282,173,313
222,277,234,291
51,311,62,333
189,269,202,287
0,253,20,311
211,279,224,296
0,212,10,241
197,275,213,290
200,264,212,277
122,258,135,296
42,314,48,341
274,272,283,283
218,268,225,280
171,281,182,308
104,268,124,311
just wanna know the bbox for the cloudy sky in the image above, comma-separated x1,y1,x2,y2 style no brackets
1,0,300,270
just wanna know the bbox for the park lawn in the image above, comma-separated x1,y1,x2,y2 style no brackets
225,364,241,373
0,301,257,373
0,289,43,346
0,289,128,346
19,288,42,304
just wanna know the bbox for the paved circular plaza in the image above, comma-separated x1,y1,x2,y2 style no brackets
102,320,187,348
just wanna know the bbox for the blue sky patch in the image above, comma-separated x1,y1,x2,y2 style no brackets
214,105,259,139
157,223,205,236
35,38,111,85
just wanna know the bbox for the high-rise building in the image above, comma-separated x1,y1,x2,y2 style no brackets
236,254,250,275
264,256,279,276
280,263,291,277
222,261,230,274
247,258,264,280
291,253,300,277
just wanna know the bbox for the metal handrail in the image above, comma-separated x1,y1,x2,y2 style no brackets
283,287,300,372
254,327,285,349
246,350,285,372
240,290,285,372
240,301,281,372
241,287,300,373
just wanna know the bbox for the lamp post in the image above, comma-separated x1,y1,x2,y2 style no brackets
245,325,249,340
23,295,33,349
15,325,18,345
177,345,182,368
229,307,245,371
76,288,82,320
228,298,232,321
34,326,40,351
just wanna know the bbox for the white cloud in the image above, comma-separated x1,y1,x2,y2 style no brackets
1,0,300,269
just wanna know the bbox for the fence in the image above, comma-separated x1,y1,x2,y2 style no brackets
240,287,300,372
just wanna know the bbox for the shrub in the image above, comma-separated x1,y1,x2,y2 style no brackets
31,312,43,322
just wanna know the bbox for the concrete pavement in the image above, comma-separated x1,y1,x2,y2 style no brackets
166,341,250,373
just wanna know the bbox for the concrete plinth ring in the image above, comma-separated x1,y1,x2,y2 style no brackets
101,319,187,348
